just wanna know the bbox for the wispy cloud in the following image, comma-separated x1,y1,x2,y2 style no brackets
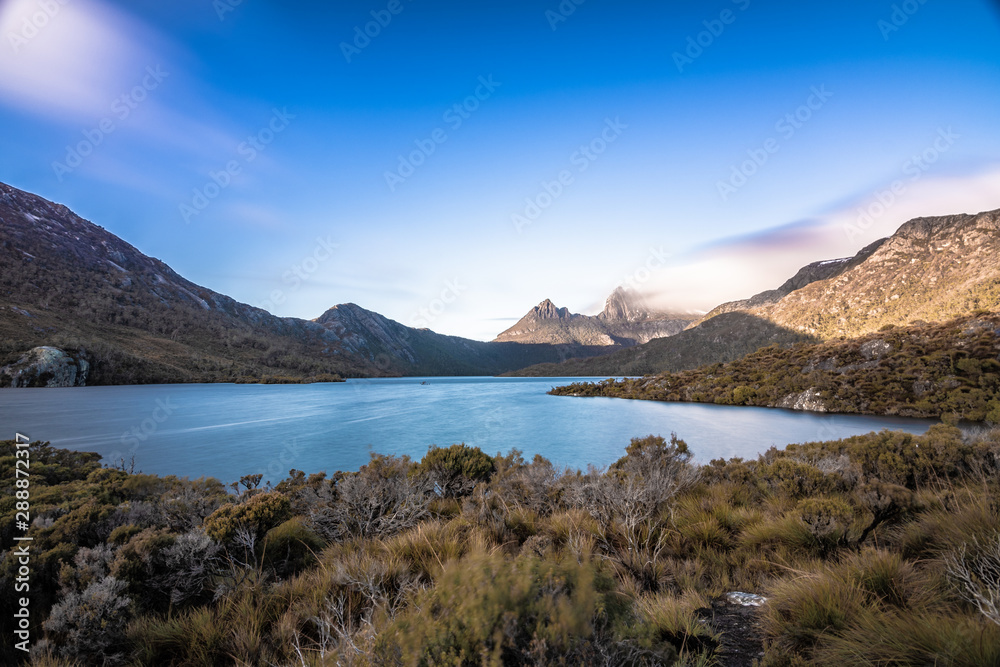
0,0,159,121
643,166,1000,313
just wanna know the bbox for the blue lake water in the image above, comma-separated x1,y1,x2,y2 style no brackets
1,377,937,484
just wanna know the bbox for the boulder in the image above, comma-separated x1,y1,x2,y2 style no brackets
0,346,89,387
776,387,828,412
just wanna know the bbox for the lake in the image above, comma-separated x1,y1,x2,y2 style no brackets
1,377,936,484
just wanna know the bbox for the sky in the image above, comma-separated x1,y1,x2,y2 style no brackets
1,0,999,340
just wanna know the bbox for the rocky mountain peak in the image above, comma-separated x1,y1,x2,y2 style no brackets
894,210,999,242
532,299,571,320
599,287,653,322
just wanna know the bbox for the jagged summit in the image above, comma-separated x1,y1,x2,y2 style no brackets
599,287,658,323
894,210,999,241
495,290,694,347
532,299,572,321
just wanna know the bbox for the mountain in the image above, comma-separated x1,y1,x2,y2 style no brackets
510,207,1000,377
312,302,610,377
494,289,694,347
505,312,813,377
0,182,601,386
721,210,1000,338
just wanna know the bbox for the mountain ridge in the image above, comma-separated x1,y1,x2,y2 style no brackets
509,207,1000,378
0,182,603,385
495,288,695,347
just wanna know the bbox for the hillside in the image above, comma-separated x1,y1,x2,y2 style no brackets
313,303,609,377
699,209,1000,337
511,208,1000,378
551,313,1000,422
505,312,813,377
495,288,693,347
0,183,598,386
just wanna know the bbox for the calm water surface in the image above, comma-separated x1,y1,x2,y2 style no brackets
1,377,936,484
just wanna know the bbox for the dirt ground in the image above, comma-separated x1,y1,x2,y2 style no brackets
696,596,766,667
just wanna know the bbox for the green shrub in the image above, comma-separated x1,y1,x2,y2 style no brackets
203,492,292,544
760,459,837,498
108,524,143,546
418,444,496,498
261,517,324,577
798,497,854,549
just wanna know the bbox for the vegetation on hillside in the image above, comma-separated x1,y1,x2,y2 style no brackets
3,425,1000,665
748,211,1000,340
507,313,813,379
552,313,1000,423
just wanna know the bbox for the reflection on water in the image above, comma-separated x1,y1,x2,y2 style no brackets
1,377,936,484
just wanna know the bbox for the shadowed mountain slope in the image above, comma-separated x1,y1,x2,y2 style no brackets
0,183,601,385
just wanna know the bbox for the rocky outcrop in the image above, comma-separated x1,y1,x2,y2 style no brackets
599,287,661,322
533,299,572,321
775,388,827,412
0,346,89,387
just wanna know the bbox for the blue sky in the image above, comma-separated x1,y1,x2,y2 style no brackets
1,0,999,340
